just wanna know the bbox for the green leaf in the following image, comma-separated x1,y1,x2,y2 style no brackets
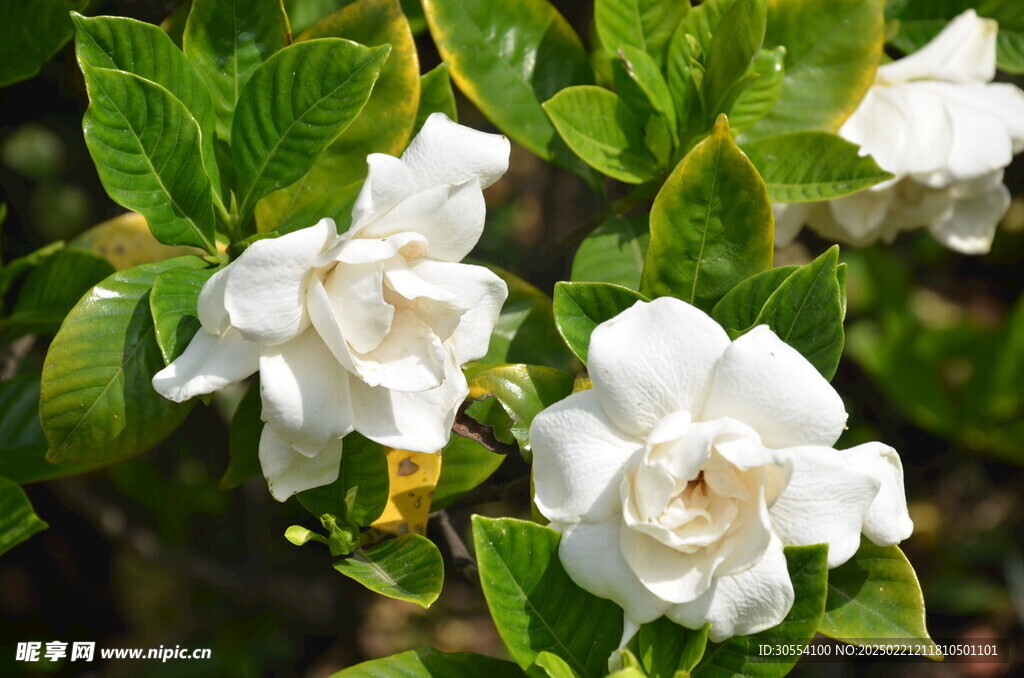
80,67,218,252
710,265,798,335
432,436,505,510
0,0,84,86
640,115,773,311
703,0,766,115
532,651,582,678
478,265,577,373
232,38,390,218
631,617,708,678
594,0,690,67
742,132,893,202
422,0,596,181
729,47,785,135
219,377,263,491
553,282,648,363
332,648,527,678
149,258,218,365
611,45,678,154
2,250,114,338
298,433,389,526
0,240,65,303
0,373,108,484
183,0,291,142
333,534,443,607
820,538,938,657
39,259,199,463
415,62,458,135
72,13,222,200
750,0,885,139
571,215,649,289
693,544,829,678
472,516,623,677
0,476,48,556
467,365,574,463
543,86,659,184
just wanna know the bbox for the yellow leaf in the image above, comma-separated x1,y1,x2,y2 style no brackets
370,449,442,537
68,212,208,270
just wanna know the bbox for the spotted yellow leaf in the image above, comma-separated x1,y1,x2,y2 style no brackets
371,448,442,537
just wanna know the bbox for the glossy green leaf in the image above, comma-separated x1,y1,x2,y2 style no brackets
2,250,113,338
571,215,649,289
333,534,443,607
432,436,505,510
750,0,885,139
415,62,458,134
611,46,678,155
149,258,218,365
265,180,362,237
422,0,596,181
0,476,48,556
543,86,659,183
333,649,527,678
742,131,894,202
478,265,577,373
531,651,581,678
298,433,389,526
594,0,689,67
0,0,84,86
710,265,798,335
819,538,938,657
730,47,785,135
640,115,773,310
677,0,736,54
232,39,389,218
219,377,263,491
0,373,107,484
553,282,648,363
664,22,697,123
39,259,198,463
183,0,290,141
467,365,574,463
693,544,829,678
703,0,765,114
80,67,218,252
631,617,708,678
73,13,222,199
472,516,623,677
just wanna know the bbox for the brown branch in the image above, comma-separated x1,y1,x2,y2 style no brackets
451,401,519,455
432,509,477,584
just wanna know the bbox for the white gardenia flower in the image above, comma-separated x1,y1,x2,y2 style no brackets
530,298,913,643
775,10,1024,254
153,114,510,501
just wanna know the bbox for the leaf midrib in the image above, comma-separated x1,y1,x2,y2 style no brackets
689,137,724,305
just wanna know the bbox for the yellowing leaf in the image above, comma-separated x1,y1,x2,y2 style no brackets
371,448,442,537
69,212,208,270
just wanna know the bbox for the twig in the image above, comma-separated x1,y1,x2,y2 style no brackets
451,401,519,455
432,509,477,583
0,334,35,380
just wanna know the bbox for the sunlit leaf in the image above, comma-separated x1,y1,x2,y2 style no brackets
333,534,444,607
553,282,648,363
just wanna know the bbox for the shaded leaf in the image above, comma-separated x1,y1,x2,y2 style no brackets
0,0,84,86
149,257,218,365
332,648,526,678
298,433,390,526
0,476,48,556
334,534,444,607
219,377,263,491
415,62,458,134
570,215,649,289
432,436,504,510
553,282,648,363
631,617,708,678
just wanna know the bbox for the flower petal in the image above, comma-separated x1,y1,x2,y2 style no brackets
555,520,671,627
333,231,428,265
348,309,447,392
152,328,258,402
929,181,1009,254
408,259,508,364
197,266,230,335
877,10,997,85
667,535,793,642
768,446,879,568
350,153,416,231
588,298,731,438
259,426,343,501
258,329,354,456
400,113,510,191
223,218,337,345
844,442,914,546
701,326,848,448
322,260,394,355
349,348,467,452
816,184,896,245
772,203,811,247
531,389,643,524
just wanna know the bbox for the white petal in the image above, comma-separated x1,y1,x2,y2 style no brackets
556,520,671,626
258,329,354,456
844,443,914,546
531,390,643,524
816,184,896,245
587,298,731,438
323,261,394,354
306,276,357,372
772,203,810,247
197,266,230,335
152,328,258,402
768,446,879,568
349,349,467,452
929,182,1009,254
400,113,510,191
667,535,793,642
349,309,446,392
333,231,428,265
619,520,718,603
350,153,416,232
877,10,997,85
408,259,508,364
701,326,848,448
223,218,337,345
259,426,343,501
352,180,487,262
